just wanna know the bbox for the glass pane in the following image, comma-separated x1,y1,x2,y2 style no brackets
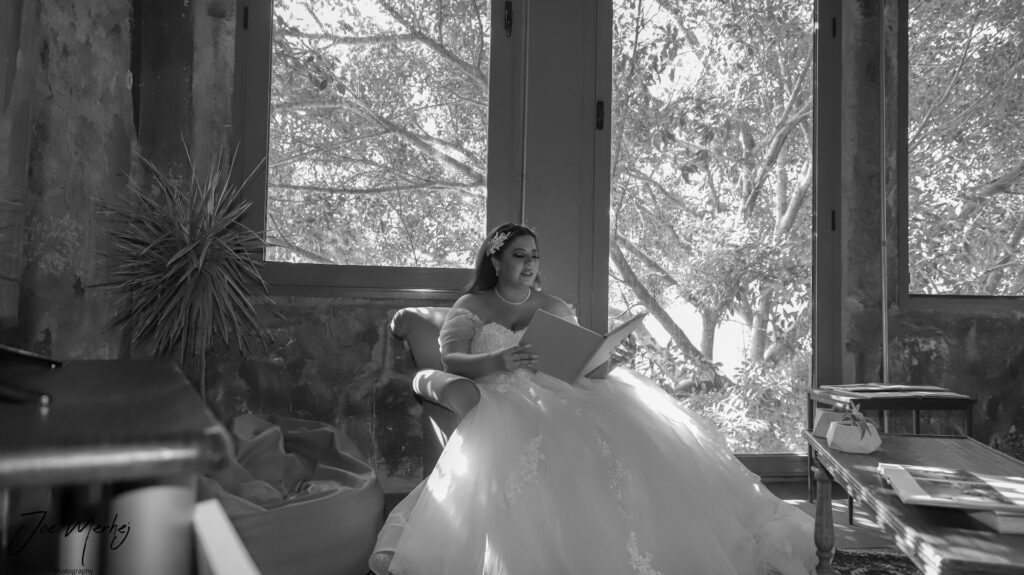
908,1,1024,296
609,0,814,454
268,0,489,267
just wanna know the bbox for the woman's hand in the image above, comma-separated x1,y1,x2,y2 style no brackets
492,344,538,372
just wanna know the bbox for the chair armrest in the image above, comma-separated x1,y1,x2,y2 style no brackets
412,369,480,418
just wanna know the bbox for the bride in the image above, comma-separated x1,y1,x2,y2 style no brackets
370,223,816,575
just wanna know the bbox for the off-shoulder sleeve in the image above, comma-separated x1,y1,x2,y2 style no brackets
555,303,578,324
439,307,482,349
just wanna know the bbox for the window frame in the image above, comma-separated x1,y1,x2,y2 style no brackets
231,0,820,478
896,0,1024,312
232,0,524,297
815,0,842,389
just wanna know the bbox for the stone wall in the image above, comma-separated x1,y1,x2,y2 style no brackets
205,296,449,494
1,0,131,359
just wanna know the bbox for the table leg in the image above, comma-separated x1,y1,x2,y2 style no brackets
807,397,817,503
807,446,817,503
813,465,837,575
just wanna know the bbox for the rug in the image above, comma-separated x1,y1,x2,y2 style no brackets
830,548,922,575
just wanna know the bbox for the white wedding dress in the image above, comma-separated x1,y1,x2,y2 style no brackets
370,308,816,575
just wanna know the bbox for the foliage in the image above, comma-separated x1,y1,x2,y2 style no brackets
608,0,815,380
105,146,271,390
616,334,809,452
267,0,487,266
678,361,809,453
837,404,878,440
907,0,1024,295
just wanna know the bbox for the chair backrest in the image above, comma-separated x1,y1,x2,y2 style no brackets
389,307,451,370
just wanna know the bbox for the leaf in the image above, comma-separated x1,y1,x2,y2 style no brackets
103,141,272,368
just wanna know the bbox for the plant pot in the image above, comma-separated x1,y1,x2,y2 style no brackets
826,421,881,454
812,409,847,438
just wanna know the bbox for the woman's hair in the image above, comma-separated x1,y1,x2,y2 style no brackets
465,222,539,293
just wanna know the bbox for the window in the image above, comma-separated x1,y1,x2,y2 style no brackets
607,0,815,455
234,0,519,294
902,0,1024,301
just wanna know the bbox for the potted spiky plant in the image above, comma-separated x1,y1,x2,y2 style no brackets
105,143,271,401
825,404,882,454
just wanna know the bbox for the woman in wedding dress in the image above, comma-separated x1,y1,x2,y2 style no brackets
370,223,816,575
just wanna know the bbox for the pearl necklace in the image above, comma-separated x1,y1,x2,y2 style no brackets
495,287,531,305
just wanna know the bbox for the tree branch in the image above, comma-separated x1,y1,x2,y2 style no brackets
265,234,338,264
971,161,1024,199
269,181,484,196
279,30,417,46
611,240,732,390
625,168,698,216
273,97,485,183
375,0,489,92
742,101,811,219
908,16,979,152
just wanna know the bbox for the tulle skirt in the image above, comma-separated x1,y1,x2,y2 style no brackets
371,367,816,575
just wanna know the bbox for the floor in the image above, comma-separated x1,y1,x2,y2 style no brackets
767,479,897,550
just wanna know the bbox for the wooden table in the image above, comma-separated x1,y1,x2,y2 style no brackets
0,359,230,486
805,432,1024,575
0,359,231,574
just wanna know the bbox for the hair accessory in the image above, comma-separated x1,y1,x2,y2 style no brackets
487,231,512,256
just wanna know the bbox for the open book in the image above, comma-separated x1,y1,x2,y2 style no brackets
878,463,1024,514
519,309,647,382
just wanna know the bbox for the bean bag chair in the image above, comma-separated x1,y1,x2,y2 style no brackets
198,414,384,575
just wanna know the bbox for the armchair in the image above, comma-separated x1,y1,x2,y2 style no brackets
389,307,480,475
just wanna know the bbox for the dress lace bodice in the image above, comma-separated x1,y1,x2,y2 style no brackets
439,307,529,355
470,322,525,355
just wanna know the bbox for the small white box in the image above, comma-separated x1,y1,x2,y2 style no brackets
812,409,846,437
826,420,881,454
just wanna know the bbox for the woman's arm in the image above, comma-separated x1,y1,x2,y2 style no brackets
442,339,537,379
440,298,537,378
441,339,500,379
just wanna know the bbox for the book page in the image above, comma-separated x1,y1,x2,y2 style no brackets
520,310,603,382
581,312,648,378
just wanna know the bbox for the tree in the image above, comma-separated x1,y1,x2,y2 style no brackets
268,0,490,266
907,0,1024,296
604,0,814,451
607,0,814,367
